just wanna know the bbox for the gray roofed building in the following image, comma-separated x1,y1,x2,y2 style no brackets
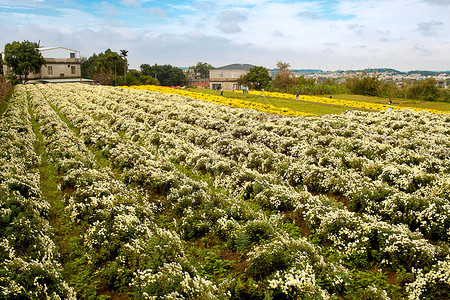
209,63,255,91
214,63,255,71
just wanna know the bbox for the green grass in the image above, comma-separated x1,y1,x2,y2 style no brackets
26,94,105,299
193,89,350,115
321,94,450,111
193,88,450,115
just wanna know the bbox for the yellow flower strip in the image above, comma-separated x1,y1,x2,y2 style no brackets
249,90,450,114
120,85,316,117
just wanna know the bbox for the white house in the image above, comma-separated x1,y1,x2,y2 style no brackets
209,63,255,91
2,46,86,83
33,47,81,81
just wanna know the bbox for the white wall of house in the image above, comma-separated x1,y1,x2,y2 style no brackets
29,47,81,80
209,67,251,91
38,63,81,79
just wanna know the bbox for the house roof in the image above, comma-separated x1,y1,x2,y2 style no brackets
38,47,79,53
214,64,255,71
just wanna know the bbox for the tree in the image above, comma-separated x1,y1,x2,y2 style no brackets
194,62,214,79
245,66,271,90
120,50,129,81
407,78,441,101
236,74,250,88
140,64,186,86
345,71,382,97
271,61,296,91
81,49,125,85
3,40,46,82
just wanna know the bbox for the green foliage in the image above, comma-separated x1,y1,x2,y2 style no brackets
270,61,297,91
140,63,187,86
247,238,320,280
345,269,404,299
81,49,125,85
243,66,272,91
269,62,348,95
5,71,21,85
116,69,158,86
293,81,347,96
345,72,383,97
3,40,46,82
187,240,233,280
441,89,450,102
194,62,214,79
407,78,441,101
229,219,275,252
226,277,265,300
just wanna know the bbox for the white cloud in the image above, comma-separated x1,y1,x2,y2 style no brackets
216,10,247,33
147,7,167,18
121,0,141,8
0,0,449,71
347,23,367,35
422,0,450,6
414,43,433,56
297,10,321,20
98,2,117,18
416,20,444,37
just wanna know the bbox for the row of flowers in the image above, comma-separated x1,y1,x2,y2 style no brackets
36,84,359,298
122,85,315,117
0,86,76,299
25,84,221,298
83,84,450,243
122,84,450,115
34,83,450,298
36,82,354,298
249,90,450,114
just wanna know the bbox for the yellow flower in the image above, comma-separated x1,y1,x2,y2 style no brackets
249,90,450,114
119,85,316,117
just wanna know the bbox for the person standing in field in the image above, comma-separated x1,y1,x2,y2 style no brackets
296,89,300,100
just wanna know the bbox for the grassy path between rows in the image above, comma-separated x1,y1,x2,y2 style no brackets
26,90,123,299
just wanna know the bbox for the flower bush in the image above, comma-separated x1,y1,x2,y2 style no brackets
0,86,75,299
3,83,449,299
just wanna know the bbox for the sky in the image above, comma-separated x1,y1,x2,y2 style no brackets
0,0,449,71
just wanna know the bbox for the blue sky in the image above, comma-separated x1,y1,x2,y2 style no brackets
1,0,449,71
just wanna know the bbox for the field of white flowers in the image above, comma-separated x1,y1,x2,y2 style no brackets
1,83,449,299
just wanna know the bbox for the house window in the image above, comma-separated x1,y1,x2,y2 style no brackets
219,72,223,78
71,66,76,74
48,66,53,75
70,53,75,58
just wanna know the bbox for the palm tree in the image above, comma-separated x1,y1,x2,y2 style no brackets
120,50,129,82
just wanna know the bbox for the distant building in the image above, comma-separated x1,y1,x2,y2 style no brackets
188,78,210,88
209,63,255,91
437,79,450,89
2,46,91,83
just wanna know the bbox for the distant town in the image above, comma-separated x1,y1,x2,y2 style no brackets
289,68,450,88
